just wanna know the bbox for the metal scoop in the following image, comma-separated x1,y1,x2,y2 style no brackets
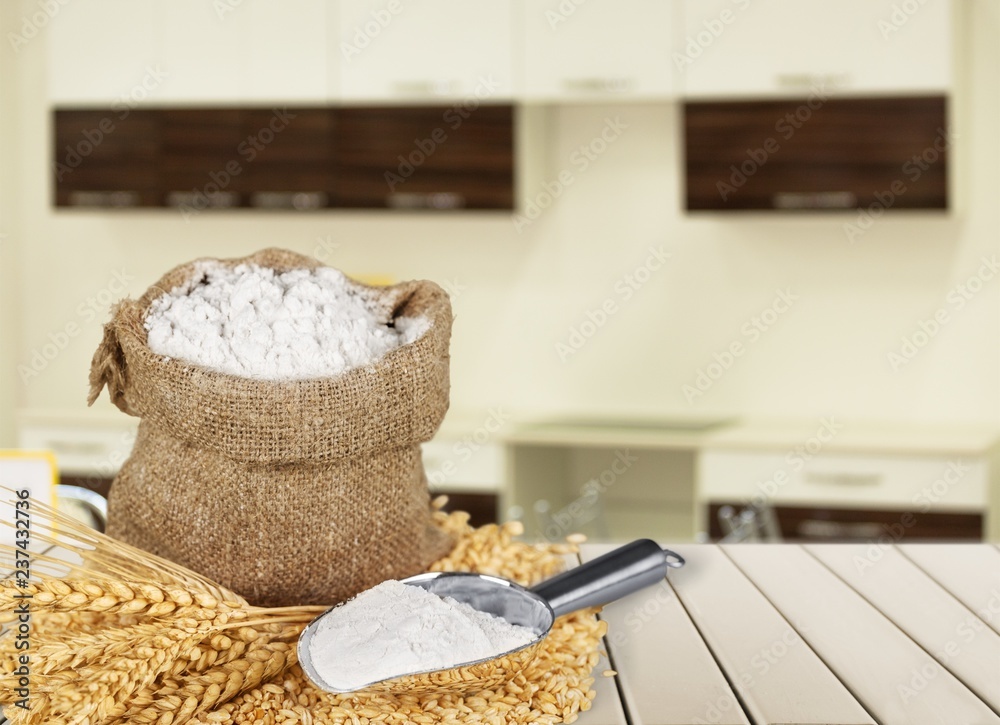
297,539,685,694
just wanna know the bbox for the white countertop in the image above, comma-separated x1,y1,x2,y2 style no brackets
506,417,1000,456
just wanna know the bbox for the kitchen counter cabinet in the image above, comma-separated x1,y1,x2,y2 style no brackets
505,426,704,543
505,419,1000,542
17,410,505,524
18,412,1000,540
700,420,1000,541
707,502,983,541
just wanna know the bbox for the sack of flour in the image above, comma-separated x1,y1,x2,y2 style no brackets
87,248,453,607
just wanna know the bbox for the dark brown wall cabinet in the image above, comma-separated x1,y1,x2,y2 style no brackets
685,96,948,212
335,106,514,210
54,110,161,207
53,106,514,211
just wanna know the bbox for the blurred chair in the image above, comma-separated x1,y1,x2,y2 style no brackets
531,497,610,543
717,503,782,543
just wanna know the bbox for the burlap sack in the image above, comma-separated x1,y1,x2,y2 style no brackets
87,248,454,607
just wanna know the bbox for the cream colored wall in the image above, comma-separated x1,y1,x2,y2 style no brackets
0,2,22,446
1,1,998,445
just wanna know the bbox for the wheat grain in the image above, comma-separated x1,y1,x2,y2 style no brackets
0,578,236,621
0,505,604,725
0,499,319,725
184,514,605,725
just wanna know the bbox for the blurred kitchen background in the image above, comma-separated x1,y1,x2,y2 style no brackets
0,1,998,543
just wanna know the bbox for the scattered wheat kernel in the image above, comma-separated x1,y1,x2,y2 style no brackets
565,533,588,544
602,669,617,677
11,511,604,725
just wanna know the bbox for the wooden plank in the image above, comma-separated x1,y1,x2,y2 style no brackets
807,544,1000,711
581,544,750,725
725,544,1000,724
897,544,1000,636
575,647,628,725
667,545,874,725
563,553,628,725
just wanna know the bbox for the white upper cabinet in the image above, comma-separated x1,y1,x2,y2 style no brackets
336,0,513,102
48,1,955,105
522,0,676,101
48,0,329,105
156,0,248,103
48,0,159,105
155,0,330,104
680,0,953,99
243,0,330,103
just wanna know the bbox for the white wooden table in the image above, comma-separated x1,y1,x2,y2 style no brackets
3,543,998,724
575,543,1000,725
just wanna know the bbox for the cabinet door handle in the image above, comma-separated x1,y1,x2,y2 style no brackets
392,80,456,96
166,190,240,209
250,191,328,210
804,471,883,487
774,72,850,89
561,77,633,93
797,519,885,539
773,191,856,210
68,190,140,208
387,192,464,210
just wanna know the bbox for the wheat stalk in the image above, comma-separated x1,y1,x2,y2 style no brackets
0,578,239,621
15,624,209,724
124,632,299,723
0,492,240,603
0,497,602,725
0,493,325,725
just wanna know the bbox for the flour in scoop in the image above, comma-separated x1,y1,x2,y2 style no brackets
308,580,538,691
144,262,428,380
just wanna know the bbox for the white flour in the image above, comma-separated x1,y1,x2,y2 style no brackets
308,580,538,691
144,261,428,380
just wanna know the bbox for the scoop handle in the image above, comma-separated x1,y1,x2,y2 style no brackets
530,539,684,618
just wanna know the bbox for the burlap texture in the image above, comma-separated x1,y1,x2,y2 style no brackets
88,248,454,607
